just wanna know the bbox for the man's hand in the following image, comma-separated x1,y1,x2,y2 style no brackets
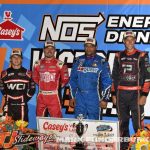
112,95,117,105
100,100,107,109
69,99,76,108
139,96,147,105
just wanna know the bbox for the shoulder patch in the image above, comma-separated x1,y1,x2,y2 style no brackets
1,70,7,78
35,60,40,65
57,60,64,68
34,60,40,67
140,52,146,57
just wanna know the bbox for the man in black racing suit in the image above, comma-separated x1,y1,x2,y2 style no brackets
111,31,150,150
0,48,35,122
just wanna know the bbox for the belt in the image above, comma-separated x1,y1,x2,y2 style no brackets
118,86,141,90
39,90,58,95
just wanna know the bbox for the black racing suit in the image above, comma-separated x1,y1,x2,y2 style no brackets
111,49,150,149
0,67,35,121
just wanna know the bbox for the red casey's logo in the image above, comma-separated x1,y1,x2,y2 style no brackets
0,11,25,40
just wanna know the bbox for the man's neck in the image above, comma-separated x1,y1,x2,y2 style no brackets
11,65,21,69
125,48,136,55
45,56,55,60
85,54,96,58
126,47,135,53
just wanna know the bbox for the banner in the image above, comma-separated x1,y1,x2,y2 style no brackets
0,2,150,129
37,117,120,150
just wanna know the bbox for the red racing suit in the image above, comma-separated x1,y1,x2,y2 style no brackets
33,58,69,117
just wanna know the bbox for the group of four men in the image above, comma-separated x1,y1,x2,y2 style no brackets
0,31,150,149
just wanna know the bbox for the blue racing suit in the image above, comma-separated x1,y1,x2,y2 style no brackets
69,54,112,120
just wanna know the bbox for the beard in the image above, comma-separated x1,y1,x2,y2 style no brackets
44,51,55,58
45,53,52,58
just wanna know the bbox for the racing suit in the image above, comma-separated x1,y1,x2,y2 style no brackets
111,49,150,149
33,58,69,117
0,67,35,121
69,54,112,120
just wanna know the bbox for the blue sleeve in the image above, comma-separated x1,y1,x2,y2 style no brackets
100,60,112,101
69,58,79,99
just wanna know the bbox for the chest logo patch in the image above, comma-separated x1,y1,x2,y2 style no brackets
40,72,56,82
77,67,98,73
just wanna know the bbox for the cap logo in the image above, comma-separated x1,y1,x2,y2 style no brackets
13,50,20,54
45,40,55,47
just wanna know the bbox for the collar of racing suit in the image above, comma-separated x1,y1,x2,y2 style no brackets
43,57,56,63
10,67,22,71
124,48,139,56
85,54,96,59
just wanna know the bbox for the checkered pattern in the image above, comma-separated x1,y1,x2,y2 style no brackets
102,101,117,117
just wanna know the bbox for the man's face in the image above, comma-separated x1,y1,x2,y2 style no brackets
44,46,55,58
85,44,96,56
11,55,22,67
123,36,136,50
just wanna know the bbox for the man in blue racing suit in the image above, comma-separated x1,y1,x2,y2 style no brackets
69,37,112,120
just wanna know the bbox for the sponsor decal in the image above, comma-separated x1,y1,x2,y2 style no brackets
8,73,14,76
0,11,25,40
96,125,113,132
77,67,99,73
0,131,56,149
49,66,56,68
14,133,57,145
7,83,26,90
18,73,26,76
39,13,105,42
40,72,56,82
93,125,114,138
43,122,75,132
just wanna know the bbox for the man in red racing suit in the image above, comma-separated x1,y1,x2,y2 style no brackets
33,40,69,117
